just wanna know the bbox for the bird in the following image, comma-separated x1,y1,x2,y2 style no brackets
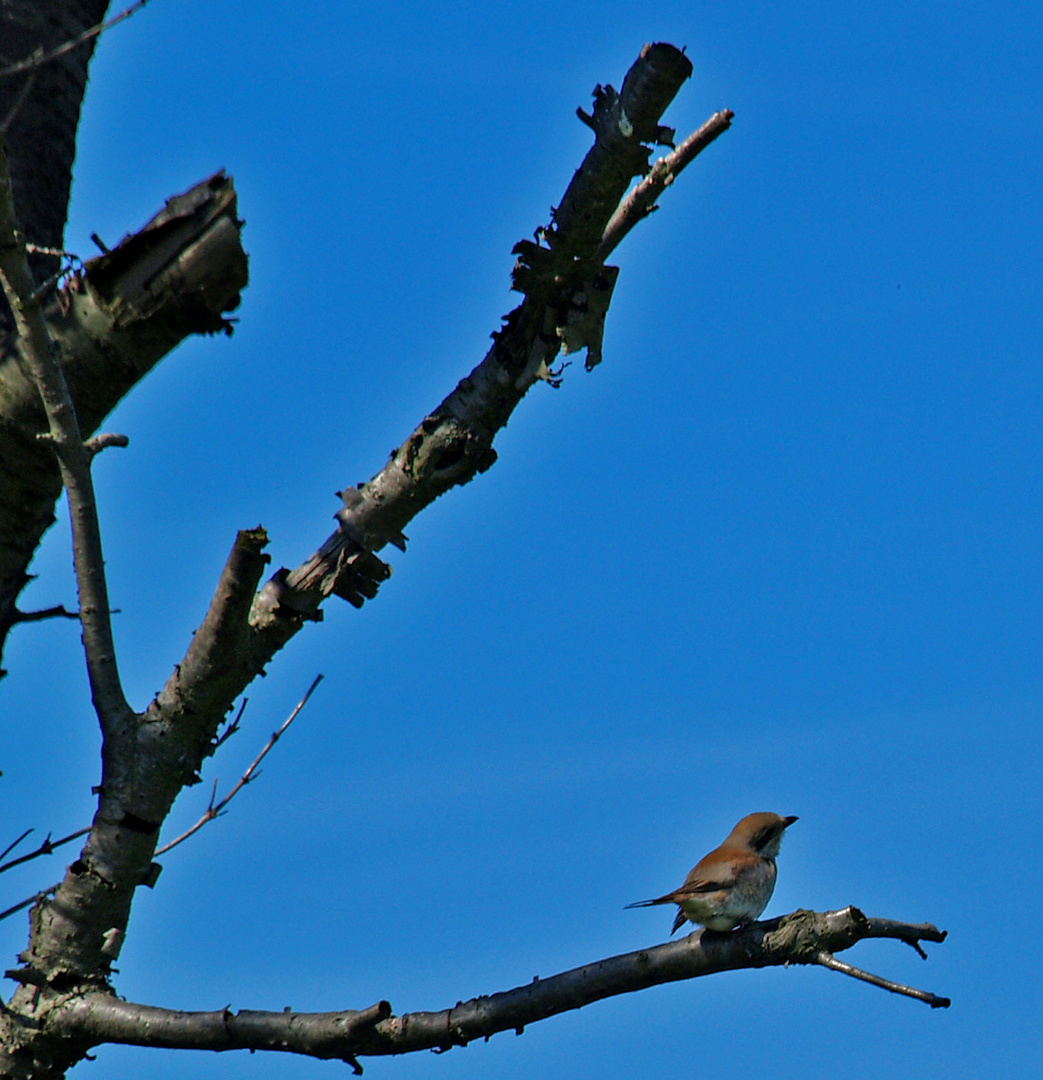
626,812,798,933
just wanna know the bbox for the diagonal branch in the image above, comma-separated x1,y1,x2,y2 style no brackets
141,43,712,763
56,908,947,1070
0,828,90,876
0,1,151,81
0,143,132,731
154,674,323,856
599,108,735,261
814,950,950,1008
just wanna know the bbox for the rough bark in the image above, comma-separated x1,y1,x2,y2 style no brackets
0,0,111,303
0,172,247,669
0,43,714,1079
51,909,948,1072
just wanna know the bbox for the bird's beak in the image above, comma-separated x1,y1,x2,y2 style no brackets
783,815,799,827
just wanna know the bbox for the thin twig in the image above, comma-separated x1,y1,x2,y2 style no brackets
0,0,152,81
0,829,33,864
0,68,36,134
0,827,91,875
0,886,55,924
598,109,734,262
10,604,80,624
213,697,248,751
814,950,951,1008
154,675,323,856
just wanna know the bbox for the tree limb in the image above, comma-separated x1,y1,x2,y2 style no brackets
0,170,247,671
154,674,323,856
0,141,131,728
1,43,740,1080
54,908,947,1071
599,108,735,261
0,1,149,81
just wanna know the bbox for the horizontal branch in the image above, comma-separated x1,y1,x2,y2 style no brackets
354,906,948,1058
61,999,391,1071
56,908,947,1069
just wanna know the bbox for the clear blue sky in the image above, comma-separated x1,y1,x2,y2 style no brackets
3,1,1041,1077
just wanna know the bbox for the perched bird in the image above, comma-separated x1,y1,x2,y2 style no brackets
626,812,798,933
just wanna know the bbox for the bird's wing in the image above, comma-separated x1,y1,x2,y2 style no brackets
671,849,751,896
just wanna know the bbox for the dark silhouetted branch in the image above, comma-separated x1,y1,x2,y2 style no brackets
0,828,90,876
0,0,151,81
55,908,947,1072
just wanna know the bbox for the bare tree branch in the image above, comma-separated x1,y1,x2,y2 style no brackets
599,109,735,261
0,1,150,81
154,675,323,856
0,170,247,671
0,831,32,864
814,950,950,1008
60,999,391,1073
0,828,90,876
54,908,947,1070
0,142,132,731
9,603,80,625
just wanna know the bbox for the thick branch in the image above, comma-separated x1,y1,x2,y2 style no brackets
61,998,391,1068
139,44,711,765
53,909,947,1069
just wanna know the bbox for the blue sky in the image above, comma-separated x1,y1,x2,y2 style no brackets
3,1,1041,1077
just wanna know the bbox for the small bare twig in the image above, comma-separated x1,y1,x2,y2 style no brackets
0,829,33,864
154,675,323,856
10,604,79,625
0,827,91,876
23,243,80,261
814,950,951,1008
598,109,734,262
213,697,248,750
0,886,55,924
0,0,152,81
0,68,36,134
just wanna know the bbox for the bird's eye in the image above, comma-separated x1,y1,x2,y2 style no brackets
751,826,775,850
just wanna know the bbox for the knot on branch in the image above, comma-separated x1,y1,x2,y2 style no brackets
755,907,870,963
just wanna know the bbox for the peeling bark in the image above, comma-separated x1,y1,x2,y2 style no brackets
0,172,247,668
